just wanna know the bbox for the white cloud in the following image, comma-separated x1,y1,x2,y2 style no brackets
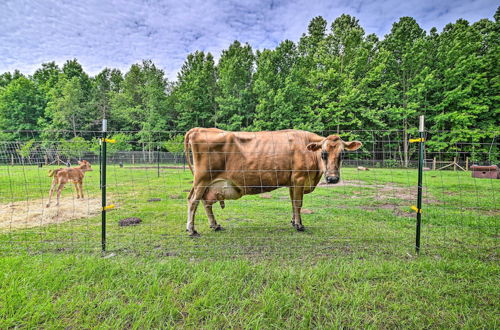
0,0,497,79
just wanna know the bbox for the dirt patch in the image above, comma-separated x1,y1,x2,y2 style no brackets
301,209,314,214
318,180,371,188
169,194,183,199
147,198,161,202
0,197,101,231
260,193,273,199
119,217,142,226
320,180,437,204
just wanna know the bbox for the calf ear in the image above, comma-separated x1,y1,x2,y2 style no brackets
306,143,322,151
344,141,362,151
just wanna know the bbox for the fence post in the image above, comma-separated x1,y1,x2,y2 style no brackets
157,145,160,178
101,119,107,252
415,115,425,254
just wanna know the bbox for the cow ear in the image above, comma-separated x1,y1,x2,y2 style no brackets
344,141,362,151
306,143,322,151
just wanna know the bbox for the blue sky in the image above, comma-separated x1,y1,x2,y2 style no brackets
0,0,497,79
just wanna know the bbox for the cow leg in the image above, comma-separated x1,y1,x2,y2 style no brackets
55,183,66,206
290,186,305,231
46,180,57,207
187,185,206,236
289,188,295,227
202,200,223,231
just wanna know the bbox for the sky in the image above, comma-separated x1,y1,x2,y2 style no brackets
0,0,497,80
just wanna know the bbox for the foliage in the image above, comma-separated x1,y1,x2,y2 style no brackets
163,134,184,153
0,8,498,159
15,139,36,158
60,136,92,160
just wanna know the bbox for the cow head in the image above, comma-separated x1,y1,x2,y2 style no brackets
306,135,362,184
78,160,93,172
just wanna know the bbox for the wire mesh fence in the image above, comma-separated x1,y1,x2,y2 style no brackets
0,129,498,257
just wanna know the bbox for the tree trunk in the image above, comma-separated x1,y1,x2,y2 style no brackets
403,120,408,168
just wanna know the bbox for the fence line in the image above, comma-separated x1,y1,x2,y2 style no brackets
0,128,498,256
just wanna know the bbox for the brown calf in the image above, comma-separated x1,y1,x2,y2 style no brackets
46,160,93,207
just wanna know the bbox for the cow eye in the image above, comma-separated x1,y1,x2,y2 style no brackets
321,151,328,160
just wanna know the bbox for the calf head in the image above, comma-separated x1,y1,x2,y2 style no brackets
307,135,362,184
78,160,93,172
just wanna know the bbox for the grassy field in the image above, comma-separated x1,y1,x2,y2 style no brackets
0,163,498,328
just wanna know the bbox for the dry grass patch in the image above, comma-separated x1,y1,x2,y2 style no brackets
0,197,100,231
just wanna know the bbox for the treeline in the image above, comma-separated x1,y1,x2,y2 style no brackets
0,10,498,156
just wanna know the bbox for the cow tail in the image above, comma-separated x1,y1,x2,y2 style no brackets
184,131,194,174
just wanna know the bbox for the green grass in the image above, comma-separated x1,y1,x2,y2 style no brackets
0,164,498,328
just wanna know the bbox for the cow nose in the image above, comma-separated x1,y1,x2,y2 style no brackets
326,176,340,184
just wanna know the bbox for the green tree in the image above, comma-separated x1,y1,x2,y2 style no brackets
171,51,218,131
44,76,94,138
110,60,169,151
381,17,426,166
0,76,45,140
215,41,255,130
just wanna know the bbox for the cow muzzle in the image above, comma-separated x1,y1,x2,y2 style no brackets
326,176,340,184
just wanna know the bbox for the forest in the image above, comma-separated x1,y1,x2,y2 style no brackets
0,9,498,156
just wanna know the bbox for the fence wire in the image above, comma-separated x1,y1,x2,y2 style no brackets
0,130,498,257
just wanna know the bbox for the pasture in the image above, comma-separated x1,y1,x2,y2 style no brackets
0,163,498,328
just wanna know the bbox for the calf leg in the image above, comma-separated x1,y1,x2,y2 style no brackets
202,200,223,231
290,186,305,231
55,183,66,206
73,182,80,198
186,185,206,236
78,181,84,199
46,180,57,207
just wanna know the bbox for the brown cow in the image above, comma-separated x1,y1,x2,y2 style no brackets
46,160,93,207
184,128,362,236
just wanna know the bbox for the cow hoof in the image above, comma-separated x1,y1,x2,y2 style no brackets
295,225,305,232
211,224,224,231
45,204,50,208
188,230,200,237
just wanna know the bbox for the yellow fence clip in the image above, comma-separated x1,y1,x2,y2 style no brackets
409,138,425,143
102,204,115,211
101,138,116,143
410,205,422,214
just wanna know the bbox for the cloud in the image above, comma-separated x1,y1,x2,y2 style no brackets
0,0,497,79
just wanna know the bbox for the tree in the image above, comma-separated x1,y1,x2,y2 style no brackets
171,51,218,131
92,68,123,128
0,76,45,140
381,17,426,166
109,60,169,156
44,76,94,138
215,41,255,130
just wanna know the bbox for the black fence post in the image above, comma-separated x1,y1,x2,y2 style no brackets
415,115,425,254
99,139,102,190
157,145,160,178
101,119,107,252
